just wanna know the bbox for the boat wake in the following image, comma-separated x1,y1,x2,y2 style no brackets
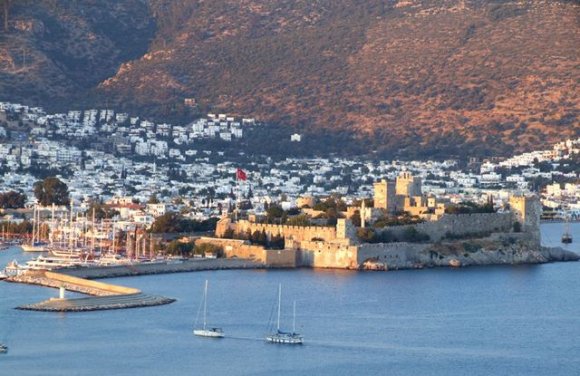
222,335,264,342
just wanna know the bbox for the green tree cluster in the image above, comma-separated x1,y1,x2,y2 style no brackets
85,201,120,220
194,243,223,257
286,214,311,226
0,220,32,234
313,197,347,212
445,202,495,214
373,212,425,228
266,203,286,224
149,212,218,233
0,190,26,209
165,240,194,256
33,177,70,206
357,228,397,243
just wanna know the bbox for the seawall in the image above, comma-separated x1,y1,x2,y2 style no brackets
59,258,264,279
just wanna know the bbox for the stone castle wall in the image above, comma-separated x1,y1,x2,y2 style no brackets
298,241,358,269
224,219,337,242
195,236,296,267
357,242,429,267
377,212,514,242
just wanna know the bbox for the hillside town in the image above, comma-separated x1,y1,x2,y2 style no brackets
0,101,578,226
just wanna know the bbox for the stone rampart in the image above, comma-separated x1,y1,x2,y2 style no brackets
234,220,337,242
264,249,297,268
378,213,514,242
357,242,429,268
195,237,295,267
298,241,358,269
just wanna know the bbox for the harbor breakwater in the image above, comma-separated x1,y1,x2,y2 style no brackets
8,270,176,312
7,259,263,312
58,258,264,279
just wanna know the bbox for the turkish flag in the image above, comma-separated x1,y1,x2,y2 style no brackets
236,168,247,181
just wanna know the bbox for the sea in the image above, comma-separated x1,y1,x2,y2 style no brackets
0,223,578,376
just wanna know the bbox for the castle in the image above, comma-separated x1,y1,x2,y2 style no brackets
373,171,445,218
208,172,541,269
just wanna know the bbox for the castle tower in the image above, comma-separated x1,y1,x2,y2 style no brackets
509,194,541,247
373,179,396,213
215,217,232,238
396,171,422,197
336,218,356,242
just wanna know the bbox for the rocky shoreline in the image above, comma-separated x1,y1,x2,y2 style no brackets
361,246,579,271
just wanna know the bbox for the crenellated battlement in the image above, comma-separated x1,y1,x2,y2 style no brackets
217,219,337,242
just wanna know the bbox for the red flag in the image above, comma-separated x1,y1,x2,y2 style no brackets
236,168,247,181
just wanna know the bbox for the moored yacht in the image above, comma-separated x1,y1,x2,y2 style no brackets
265,284,303,345
193,280,224,338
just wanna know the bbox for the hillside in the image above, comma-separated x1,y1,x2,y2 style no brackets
1,0,578,158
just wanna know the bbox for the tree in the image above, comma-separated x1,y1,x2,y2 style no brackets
194,243,223,258
0,190,26,209
286,214,311,226
33,177,69,206
150,212,218,233
351,210,361,227
85,200,119,220
166,240,194,257
150,212,181,233
148,194,160,204
357,227,376,243
266,203,286,223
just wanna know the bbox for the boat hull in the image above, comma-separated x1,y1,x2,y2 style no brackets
21,244,46,252
193,329,224,338
266,333,303,345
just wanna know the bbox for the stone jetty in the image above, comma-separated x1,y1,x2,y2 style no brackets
17,293,175,312
6,258,263,312
8,270,175,312
60,258,264,280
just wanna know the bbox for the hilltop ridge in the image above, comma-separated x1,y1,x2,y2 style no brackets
0,0,578,157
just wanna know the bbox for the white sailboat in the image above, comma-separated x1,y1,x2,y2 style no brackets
266,284,303,345
21,205,47,252
193,280,224,338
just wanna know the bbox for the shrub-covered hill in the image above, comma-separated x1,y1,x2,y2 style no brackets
1,0,578,158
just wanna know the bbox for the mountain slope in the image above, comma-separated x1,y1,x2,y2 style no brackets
1,0,578,158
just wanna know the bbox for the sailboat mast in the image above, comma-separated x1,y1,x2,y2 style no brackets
36,205,40,242
203,280,208,330
31,205,36,244
277,283,281,331
92,208,96,253
293,301,296,333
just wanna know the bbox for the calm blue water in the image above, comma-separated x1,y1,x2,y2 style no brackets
0,224,578,375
